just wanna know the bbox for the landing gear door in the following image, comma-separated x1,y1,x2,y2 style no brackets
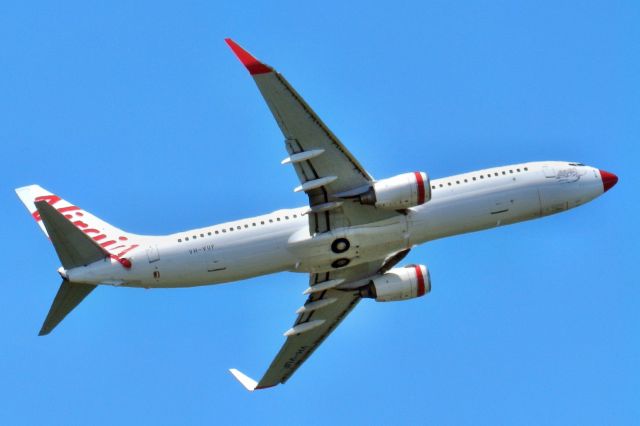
146,245,160,263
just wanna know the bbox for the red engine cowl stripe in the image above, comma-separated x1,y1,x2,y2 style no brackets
414,172,426,205
415,265,426,296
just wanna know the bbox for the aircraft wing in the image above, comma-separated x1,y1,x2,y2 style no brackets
225,40,414,390
229,252,411,390
225,39,397,233
231,288,360,390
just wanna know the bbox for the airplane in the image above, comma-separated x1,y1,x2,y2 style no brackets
15,38,618,391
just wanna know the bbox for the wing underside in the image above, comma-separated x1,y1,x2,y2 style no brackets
225,38,397,234
225,39,408,390
229,256,403,390
254,287,361,389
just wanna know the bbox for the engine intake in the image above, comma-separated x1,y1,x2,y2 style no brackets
359,172,431,210
359,264,431,302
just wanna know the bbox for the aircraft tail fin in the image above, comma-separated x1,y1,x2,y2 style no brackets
15,185,141,261
39,280,97,336
35,201,110,269
31,201,107,336
16,185,140,335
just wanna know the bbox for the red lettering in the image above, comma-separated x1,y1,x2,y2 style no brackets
116,244,139,257
57,206,81,214
34,195,61,204
32,195,62,221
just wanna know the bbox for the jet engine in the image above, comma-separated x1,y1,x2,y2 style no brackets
359,172,431,209
359,264,431,302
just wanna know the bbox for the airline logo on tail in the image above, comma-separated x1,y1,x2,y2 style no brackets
16,186,139,261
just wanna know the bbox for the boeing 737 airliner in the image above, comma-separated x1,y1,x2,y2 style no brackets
16,39,618,391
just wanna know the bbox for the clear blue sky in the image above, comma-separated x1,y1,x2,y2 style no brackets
1,1,637,424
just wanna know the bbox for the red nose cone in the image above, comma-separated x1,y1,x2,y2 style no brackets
599,170,618,192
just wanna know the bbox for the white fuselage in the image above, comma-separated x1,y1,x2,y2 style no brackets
66,161,605,288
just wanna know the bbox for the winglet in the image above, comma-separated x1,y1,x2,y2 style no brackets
229,368,258,391
224,38,273,75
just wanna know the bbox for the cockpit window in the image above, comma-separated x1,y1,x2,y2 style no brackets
569,162,585,166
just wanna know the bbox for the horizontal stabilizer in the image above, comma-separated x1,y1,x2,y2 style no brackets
39,280,97,336
35,201,109,269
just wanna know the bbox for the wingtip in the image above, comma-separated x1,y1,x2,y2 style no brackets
38,321,52,336
224,38,272,75
229,368,258,391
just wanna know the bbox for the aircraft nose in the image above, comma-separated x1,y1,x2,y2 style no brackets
598,169,618,192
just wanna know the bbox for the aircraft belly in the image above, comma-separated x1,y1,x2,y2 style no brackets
135,231,299,288
409,184,543,244
289,216,409,273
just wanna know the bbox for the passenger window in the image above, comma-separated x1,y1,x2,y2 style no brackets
439,184,443,187
494,172,498,176
215,230,219,234
285,216,289,220
222,229,226,233
237,226,241,230
229,228,233,232
456,180,460,184
447,182,451,186
472,177,476,181
269,219,273,223
277,217,281,221
502,171,506,175
464,179,468,183
293,214,297,218
524,167,528,171
480,175,484,179
185,237,189,241
261,221,265,225
244,224,249,228
431,185,436,189
252,223,256,226
200,233,204,238
193,236,197,239
207,232,211,236
509,170,513,173
178,239,182,243
517,168,521,172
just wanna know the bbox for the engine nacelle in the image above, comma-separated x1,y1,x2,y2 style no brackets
359,265,431,302
359,172,431,210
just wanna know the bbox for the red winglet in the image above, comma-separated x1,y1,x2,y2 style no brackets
225,38,272,75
